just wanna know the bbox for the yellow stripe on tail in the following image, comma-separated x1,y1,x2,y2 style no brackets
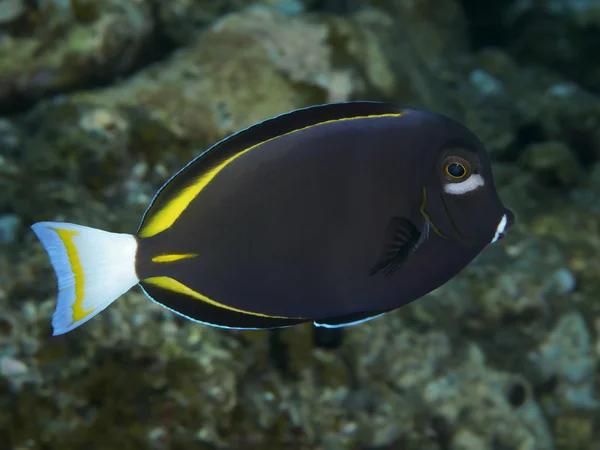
31,222,139,335
50,228,95,322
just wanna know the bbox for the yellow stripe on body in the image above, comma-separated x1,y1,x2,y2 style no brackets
139,112,405,238
51,228,95,322
152,253,198,263
144,276,304,319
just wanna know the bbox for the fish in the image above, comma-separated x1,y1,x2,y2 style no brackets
31,101,515,336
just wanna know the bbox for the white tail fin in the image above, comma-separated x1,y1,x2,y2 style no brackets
31,222,139,336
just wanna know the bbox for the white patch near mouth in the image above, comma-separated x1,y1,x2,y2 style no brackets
491,214,508,243
444,174,485,195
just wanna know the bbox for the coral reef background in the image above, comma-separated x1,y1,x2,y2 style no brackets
1,0,600,449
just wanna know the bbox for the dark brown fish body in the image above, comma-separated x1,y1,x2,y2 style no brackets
31,102,514,335
134,103,513,328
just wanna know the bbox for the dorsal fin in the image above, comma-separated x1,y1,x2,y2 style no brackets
137,101,406,238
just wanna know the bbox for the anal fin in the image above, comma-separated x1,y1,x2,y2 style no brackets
139,279,308,330
313,309,391,328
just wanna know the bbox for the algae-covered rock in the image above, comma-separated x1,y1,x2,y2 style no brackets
0,0,26,25
520,141,583,187
341,0,470,114
155,0,247,45
345,323,553,449
75,7,330,139
0,0,155,114
531,312,598,411
504,0,600,94
0,117,22,216
462,0,600,93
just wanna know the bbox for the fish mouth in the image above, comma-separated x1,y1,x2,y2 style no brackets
490,209,515,243
490,214,507,243
421,186,514,246
438,190,514,246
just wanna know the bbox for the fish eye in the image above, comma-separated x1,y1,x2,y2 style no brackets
442,156,471,182
447,163,466,178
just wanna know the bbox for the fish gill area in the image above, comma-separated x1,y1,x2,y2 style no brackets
1,0,600,449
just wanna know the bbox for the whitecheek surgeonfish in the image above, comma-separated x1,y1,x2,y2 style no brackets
31,101,515,335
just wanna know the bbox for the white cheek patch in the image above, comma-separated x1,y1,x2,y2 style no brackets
491,214,508,244
443,174,485,195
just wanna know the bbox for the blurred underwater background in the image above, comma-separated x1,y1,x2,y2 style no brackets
1,0,600,448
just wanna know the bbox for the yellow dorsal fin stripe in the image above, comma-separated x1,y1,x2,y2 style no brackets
152,253,198,263
138,112,405,238
51,228,96,322
144,276,303,319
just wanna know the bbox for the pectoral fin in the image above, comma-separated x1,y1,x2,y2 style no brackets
369,217,423,277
